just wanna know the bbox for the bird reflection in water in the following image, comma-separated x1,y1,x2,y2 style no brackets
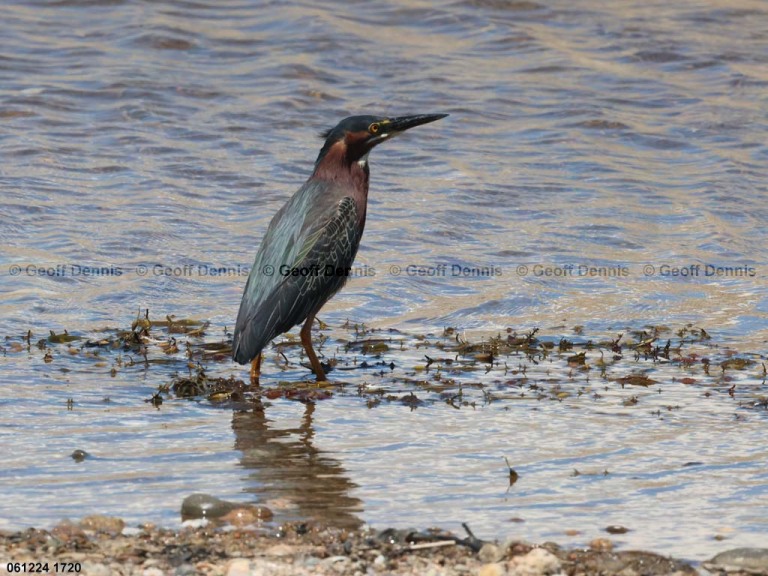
231,397,363,528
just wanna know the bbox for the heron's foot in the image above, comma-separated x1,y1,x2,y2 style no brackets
307,366,326,382
311,367,329,381
299,360,333,382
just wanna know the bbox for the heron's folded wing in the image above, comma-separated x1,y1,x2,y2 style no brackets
232,196,358,363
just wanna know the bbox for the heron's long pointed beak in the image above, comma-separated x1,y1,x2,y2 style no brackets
387,114,449,133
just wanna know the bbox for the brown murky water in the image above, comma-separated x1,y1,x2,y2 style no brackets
1,0,767,561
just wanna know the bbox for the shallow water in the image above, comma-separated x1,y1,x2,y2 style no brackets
1,0,767,561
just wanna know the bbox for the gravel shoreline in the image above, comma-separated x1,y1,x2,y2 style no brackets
0,516,716,576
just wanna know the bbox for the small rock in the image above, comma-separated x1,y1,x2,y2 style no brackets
264,497,298,511
221,505,273,527
319,556,352,573
703,547,768,575
373,554,386,567
605,525,630,534
51,520,86,543
80,563,111,576
226,558,252,576
505,541,534,555
143,568,164,576
507,548,562,576
320,555,349,565
263,544,298,557
569,550,696,575
589,538,614,552
79,515,124,536
478,563,505,576
181,493,237,520
71,449,89,462
479,543,505,563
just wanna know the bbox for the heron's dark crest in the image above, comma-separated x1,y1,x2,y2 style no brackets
315,115,381,168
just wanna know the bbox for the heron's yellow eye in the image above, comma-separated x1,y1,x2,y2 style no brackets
369,123,380,134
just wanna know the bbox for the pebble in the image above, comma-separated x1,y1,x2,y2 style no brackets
478,563,505,576
479,543,505,563
71,449,89,462
703,547,768,575
181,493,237,520
0,518,705,576
51,521,86,544
265,497,299,511
319,556,353,574
320,555,349,565
589,538,614,552
507,548,562,576
79,515,125,536
80,562,111,576
264,543,299,557
221,505,273,526
226,558,252,576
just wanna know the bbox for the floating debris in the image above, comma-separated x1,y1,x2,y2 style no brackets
9,314,766,418
48,330,81,344
721,358,756,371
616,373,658,387
503,456,519,488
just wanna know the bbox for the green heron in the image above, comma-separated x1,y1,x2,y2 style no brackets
232,113,448,382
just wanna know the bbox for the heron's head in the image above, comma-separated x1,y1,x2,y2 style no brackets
314,113,448,169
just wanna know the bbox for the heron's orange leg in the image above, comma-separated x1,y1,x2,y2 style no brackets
300,313,327,381
249,353,262,385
